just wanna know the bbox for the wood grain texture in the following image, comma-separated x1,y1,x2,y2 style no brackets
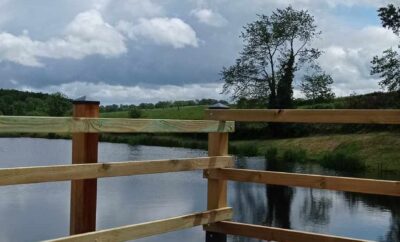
206,168,400,196
0,116,234,133
206,134,229,209
205,221,371,242
70,102,99,235
45,208,233,242
205,109,400,124
0,156,233,186
205,133,229,242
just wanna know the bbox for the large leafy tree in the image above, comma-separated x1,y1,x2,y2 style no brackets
378,4,400,34
221,6,321,108
371,4,400,91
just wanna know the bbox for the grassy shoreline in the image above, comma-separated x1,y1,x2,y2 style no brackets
236,132,400,174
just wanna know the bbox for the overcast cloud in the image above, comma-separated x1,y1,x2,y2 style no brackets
0,0,397,104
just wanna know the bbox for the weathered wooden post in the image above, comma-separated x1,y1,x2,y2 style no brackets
70,98,100,235
205,103,230,242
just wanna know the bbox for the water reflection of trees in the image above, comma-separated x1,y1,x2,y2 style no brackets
344,192,400,242
232,156,266,242
384,215,400,242
234,155,296,229
232,155,297,241
233,156,400,242
264,158,294,229
300,189,332,226
233,156,328,241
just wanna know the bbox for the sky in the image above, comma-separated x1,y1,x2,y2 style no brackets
0,0,397,104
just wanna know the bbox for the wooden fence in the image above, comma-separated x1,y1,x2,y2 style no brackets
0,103,398,242
203,109,399,242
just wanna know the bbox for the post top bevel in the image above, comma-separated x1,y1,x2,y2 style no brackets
72,100,100,105
72,96,100,105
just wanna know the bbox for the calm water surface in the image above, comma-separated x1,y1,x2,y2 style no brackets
0,138,398,242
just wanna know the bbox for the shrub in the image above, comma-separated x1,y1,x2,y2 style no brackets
282,149,308,163
306,103,336,109
128,108,142,118
321,150,365,172
265,147,278,163
235,143,259,156
264,147,281,170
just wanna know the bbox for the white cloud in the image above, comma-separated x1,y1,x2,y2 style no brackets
117,18,199,48
323,0,392,8
0,9,126,67
0,32,42,66
251,0,391,8
91,0,111,11
190,8,228,27
94,0,163,18
114,0,163,18
43,10,126,59
22,81,227,104
315,26,398,95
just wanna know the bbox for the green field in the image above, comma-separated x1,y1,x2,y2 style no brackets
100,105,206,119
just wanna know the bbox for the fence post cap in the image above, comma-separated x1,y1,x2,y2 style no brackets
208,103,230,109
72,96,100,105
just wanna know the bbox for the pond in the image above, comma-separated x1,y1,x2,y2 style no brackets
0,138,398,242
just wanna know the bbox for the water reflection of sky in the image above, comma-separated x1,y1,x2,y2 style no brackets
0,138,397,242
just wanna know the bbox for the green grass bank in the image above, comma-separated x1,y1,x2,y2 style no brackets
234,132,400,173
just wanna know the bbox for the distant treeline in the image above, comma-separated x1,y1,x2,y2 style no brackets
1,87,399,119
100,99,229,112
0,89,231,116
235,91,400,109
0,89,72,116
233,91,400,139
296,91,400,109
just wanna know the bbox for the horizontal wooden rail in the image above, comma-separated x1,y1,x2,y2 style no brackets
206,109,400,124
46,207,232,242
0,156,233,186
0,116,234,133
205,221,371,242
205,168,400,196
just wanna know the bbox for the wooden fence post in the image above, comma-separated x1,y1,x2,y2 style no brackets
70,99,100,235
205,104,230,242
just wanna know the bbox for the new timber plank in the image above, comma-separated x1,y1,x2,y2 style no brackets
205,168,400,196
205,109,400,124
205,221,372,242
205,132,229,242
0,156,233,186
0,116,234,133
45,208,233,242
